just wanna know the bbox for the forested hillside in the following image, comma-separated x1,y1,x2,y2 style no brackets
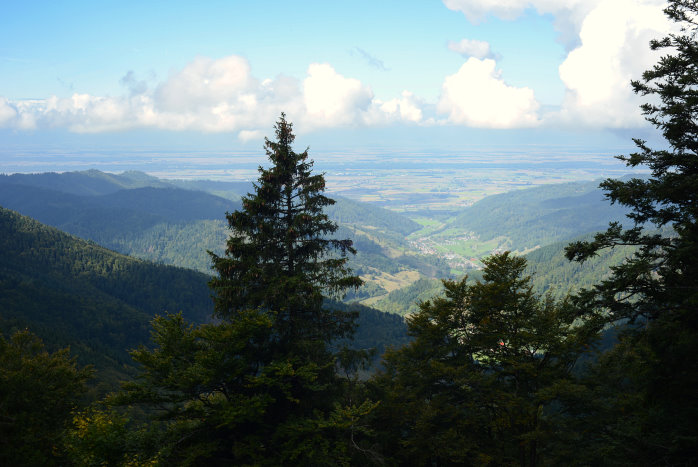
0,169,635,314
0,170,440,301
433,179,631,251
0,206,212,387
0,206,408,386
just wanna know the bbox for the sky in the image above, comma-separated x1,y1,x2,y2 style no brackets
0,0,675,154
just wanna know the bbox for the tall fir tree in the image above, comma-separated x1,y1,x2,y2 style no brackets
106,115,373,465
565,1,698,463
209,113,362,350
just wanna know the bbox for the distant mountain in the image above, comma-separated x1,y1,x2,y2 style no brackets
0,170,433,286
0,169,170,196
437,180,631,251
0,206,409,388
326,196,421,237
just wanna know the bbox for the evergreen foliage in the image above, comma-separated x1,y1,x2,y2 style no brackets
370,253,587,466
564,1,698,463
209,113,362,345
0,206,212,388
0,330,92,466
112,115,377,465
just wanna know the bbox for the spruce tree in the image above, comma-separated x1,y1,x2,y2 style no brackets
209,113,362,350
564,1,698,462
371,253,586,466
108,115,371,465
566,0,698,326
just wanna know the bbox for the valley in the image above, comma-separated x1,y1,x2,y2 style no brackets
0,167,636,316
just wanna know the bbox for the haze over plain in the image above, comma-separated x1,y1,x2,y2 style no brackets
1,0,672,168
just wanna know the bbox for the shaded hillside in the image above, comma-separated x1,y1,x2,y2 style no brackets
437,180,631,251
0,177,240,272
371,277,444,316
0,206,409,384
0,206,213,386
96,187,236,222
524,232,639,297
0,171,435,286
0,183,166,241
326,196,421,237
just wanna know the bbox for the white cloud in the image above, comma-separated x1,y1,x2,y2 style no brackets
378,91,424,123
444,0,674,128
0,0,677,138
437,58,540,128
0,56,429,135
302,63,374,127
238,129,265,142
155,55,254,112
0,98,17,126
443,0,602,47
448,39,494,59
556,0,671,127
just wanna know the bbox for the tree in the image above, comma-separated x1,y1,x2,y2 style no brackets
0,330,92,466
209,113,362,349
108,115,373,465
370,253,587,466
565,1,698,463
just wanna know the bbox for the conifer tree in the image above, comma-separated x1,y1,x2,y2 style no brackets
371,253,585,466
0,330,92,466
108,115,371,465
209,113,362,349
564,1,698,462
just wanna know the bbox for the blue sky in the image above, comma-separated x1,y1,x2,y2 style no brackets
0,0,672,153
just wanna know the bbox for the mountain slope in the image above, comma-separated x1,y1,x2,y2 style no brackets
0,169,170,196
437,180,631,251
0,206,214,386
0,206,409,385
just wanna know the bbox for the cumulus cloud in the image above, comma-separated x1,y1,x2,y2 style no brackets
437,58,540,128
303,63,374,127
0,56,427,136
0,98,17,126
155,55,255,112
378,91,424,123
443,0,602,47
238,129,264,142
556,0,672,127
444,0,674,128
0,0,677,137
448,39,494,59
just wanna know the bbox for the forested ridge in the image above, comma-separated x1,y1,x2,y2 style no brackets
0,206,213,387
0,165,631,308
2,2,697,464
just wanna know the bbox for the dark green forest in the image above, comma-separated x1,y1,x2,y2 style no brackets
2,1,697,464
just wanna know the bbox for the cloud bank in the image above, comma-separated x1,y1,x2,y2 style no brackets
444,0,674,127
0,52,541,135
438,58,539,128
0,0,677,138
0,57,425,140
